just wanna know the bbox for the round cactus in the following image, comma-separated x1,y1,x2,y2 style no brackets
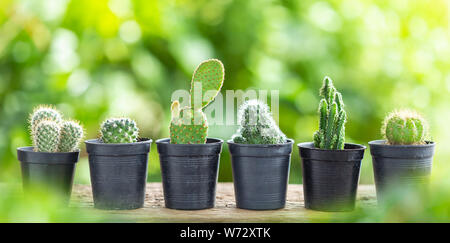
170,100,208,144
100,118,139,144
30,105,62,132
382,110,428,145
232,99,287,144
33,120,61,152
58,120,84,152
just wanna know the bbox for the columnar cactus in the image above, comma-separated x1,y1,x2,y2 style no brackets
231,99,287,144
29,105,84,152
382,110,428,145
58,121,84,152
170,59,225,144
100,118,139,144
313,76,347,150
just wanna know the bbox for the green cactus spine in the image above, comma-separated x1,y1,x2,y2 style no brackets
33,120,61,152
313,76,347,150
232,99,286,144
58,121,84,152
100,118,139,144
170,59,225,144
382,110,428,145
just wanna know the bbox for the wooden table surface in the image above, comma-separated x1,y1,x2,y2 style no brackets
71,183,377,223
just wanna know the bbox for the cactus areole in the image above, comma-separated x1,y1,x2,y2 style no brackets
313,76,347,150
170,59,225,144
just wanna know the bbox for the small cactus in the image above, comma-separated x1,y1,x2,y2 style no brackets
100,118,139,144
170,59,225,144
313,76,347,150
382,110,428,145
29,105,84,153
30,105,62,132
232,99,287,144
33,120,61,152
58,121,84,152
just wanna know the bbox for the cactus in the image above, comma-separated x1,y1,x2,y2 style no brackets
100,118,139,144
29,105,84,153
30,105,62,132
382,110,428,145
313,76,347,150
58,121,84,152
170,59,225,144
232,99,287,144
33,120,61,152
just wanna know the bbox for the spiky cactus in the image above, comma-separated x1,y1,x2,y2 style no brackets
170,59,225,144
231,99,287,144
100,118,139,144
33,120,61,152
30,105,62,132
29,105,84,153
58,121,84,152
313,76,347,150
382,110,428,145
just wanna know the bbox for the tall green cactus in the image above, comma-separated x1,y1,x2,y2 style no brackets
232,99,287,144
170,59,225,144
313,76,347,150
100,118,139,144
29,105,84,153
382,109,428,145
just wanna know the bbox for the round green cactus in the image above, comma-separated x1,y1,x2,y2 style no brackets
100,118,139,144
30,105,62,132
231,99,287,144
383,110,428,145
33,120,61,152
170,100,208,144
58,120,84,152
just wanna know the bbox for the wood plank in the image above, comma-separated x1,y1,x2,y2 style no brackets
71,183,377,223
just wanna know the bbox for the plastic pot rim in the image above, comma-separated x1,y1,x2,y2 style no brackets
226,138,294,147
17,146,80,164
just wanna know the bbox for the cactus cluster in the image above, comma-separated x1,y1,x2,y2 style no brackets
232,99,287,144
382,110,428,145
30,105,83,152
313,76,347,150
170,59,225,144
100,118,139,144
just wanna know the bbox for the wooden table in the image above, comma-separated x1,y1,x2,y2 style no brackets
71,183,377,223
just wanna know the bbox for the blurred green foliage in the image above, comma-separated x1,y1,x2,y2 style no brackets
0,0,450,222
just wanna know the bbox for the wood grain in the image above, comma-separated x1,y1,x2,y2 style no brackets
70,183,377,222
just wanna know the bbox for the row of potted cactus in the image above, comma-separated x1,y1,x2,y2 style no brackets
16,59,435,212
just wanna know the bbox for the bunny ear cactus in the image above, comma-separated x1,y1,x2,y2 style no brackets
170,59,225,144
29,105,84,153
382,110,428,145
100,118,139,144
313,76,347,150
232,99,287,144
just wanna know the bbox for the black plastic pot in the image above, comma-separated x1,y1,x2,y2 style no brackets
17,147,79,204
298,142,366,212
85,138,152,210
369,140,435,201
227,139,293,210
156,138,223,210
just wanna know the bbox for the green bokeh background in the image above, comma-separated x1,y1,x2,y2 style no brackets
0,0,449,204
